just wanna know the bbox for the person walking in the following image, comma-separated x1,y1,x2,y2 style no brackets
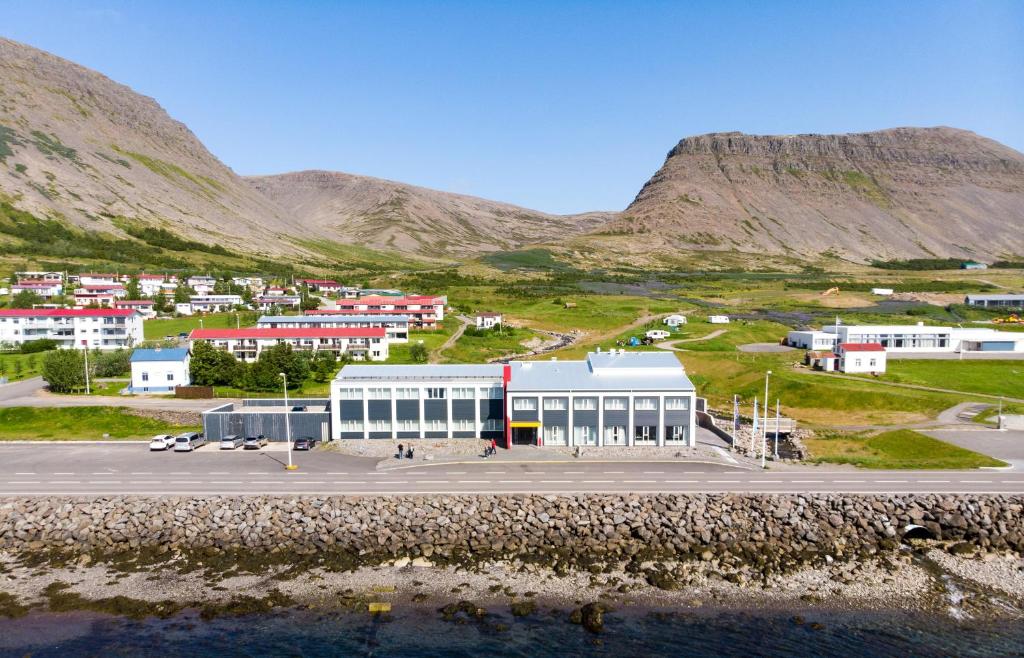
490,437,497,457
397,443,404,459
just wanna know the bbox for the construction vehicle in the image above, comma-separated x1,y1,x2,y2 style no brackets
994,314,1024,324
821,287,840,297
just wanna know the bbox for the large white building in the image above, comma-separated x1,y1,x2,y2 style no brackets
129,347,191,394
190,327,389,362
787,323,1024,354
176,295,243,315
0,308,144,350
965,294,1024,310
257,314,410,342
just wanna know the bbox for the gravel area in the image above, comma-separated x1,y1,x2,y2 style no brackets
926,548,1024,599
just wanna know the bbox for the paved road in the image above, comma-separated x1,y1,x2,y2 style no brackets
926,429,1024,469
0,444,1020,496
0,377,234,412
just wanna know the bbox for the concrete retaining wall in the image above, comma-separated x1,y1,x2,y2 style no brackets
2,495,1022,563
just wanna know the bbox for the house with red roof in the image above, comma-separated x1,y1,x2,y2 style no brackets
0,308,143,350
189,327,388,362
836,342,887,374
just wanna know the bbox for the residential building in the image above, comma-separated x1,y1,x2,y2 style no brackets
965,294,1024,310
73,291,116,307
871,288,894,296
186,294,243,314
189,327,389,362
257,314,410,342
12,280,63,299
15,271,63,283
786,323,1024,354
264,286,290,296
187,275,217,295
114,299,157,318
77,273,117,286
129,347,191,394
318,295,446,328
475,312,502,329
137,274,170,297
836,343,887,373
663,314,687,327
0,308,143,350
232,276,264,290
253,296,302,311
297,279,341,294
78,283,125,298
327,350,696,448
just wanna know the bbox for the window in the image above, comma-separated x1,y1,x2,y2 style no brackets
337,388,363,400
604,398,626,411
141,372,149,382
512,398,537,411
426,387,446,399
425,419,447,431
452,418,474,431
397,419,419,432
368,419,392,432
573,397,597,411
665,425,688,445
543,424,567,446
340,419,363,433
634,397,657,411
603,425,627,445
543,398,567,411
395,388,419,400
869,358,877,367
451,387,474,400
665,397,689,411
367,387,391,400
480,386,504,399
166,373,174,381
482,418,503,431
634,425,657,444
854,358,862,367
573,425,597,446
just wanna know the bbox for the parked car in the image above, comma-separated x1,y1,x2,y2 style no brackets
219,435,244,450
291,405,307,412
177,332,189,338
243,435,268,450
148,434,175,451
173,432,206,452
293,437,319,451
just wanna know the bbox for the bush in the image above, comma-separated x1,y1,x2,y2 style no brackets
189,342,243,387
409,342,428,363
240,344,309,391
20,338,58,354
42,349,86,393
93,349,132,378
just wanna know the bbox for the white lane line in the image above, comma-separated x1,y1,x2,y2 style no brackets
791,480,824,484
707,480,741,483
51,480,80,484
664,480,698,483
169,480,200,484
210,481,243,485
522,471,543,475
755,480,784,483
447,471,467,475
130,480,160,484
499,480,532,484
15,472,36,475
485,471,507,475
248,481,280,485
834,480,865,483
582,480,613,483
327,472,348,475
684,471,705,474
604,471,624,474
622,479,656,484
380,480,407,484
917,480,949,484
345,481,366,485
540,480,571,484
643,471,665,474
415,480,450,484
7,481,40,484
91,472,115,475
562,471,584,475
959,480,992,484
458,480,489,484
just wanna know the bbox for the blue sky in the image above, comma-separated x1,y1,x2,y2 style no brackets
4,1,1022,213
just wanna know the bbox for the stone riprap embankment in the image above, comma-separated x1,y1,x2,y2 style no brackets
2,495,1022,569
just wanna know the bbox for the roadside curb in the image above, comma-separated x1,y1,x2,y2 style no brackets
0,440,149,445
376,458,755,472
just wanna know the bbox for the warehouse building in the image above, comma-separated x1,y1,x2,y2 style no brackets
965,294,1024,310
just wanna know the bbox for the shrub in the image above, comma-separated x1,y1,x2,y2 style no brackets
409,342,428,363
42,349,86,393
20,338,58,354
93,349,132,378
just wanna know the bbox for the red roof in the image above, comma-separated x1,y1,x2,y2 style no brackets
307,309,433,317
77,273,117,278
190,327,385,339
839,342,886,352
82,284,125,291
336,296,443,307
15,281,60,288
299,279,339,285
0,308,135,317
115,300,155,306
137,274,166,280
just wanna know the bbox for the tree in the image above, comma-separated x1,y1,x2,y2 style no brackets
173,285,194,304
213,278,230,295
311,350,338,383
298,284,319,312
42,349,87,393
409,342,428,363
125,276,142,300
241,286,254,306
240,343,309,391
153,291,171,314
20,338,58,354
189,341,242,386
10,290,43,309
93,349,131,378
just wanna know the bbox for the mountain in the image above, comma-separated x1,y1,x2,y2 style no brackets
601,128,1024,262
0,37,304,258
246,171,610,257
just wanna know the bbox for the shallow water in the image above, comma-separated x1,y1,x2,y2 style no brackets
1,606,1023,657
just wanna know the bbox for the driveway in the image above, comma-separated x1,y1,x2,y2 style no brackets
925,429,1024,468
0,377,235,412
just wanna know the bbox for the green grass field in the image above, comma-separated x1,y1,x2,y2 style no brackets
805,429,1007,469
0,352,45,382
441,325,540,363
144,312,256,341
850,359,1024,400
0,407,200,440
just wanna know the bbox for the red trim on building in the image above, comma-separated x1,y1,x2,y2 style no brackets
838,342,885,352
0,308,135,318
189,327,385,340
502,364,512,450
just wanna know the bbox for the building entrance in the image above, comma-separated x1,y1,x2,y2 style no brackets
511,427,538,446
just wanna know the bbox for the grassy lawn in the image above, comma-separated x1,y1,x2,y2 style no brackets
0,407,200,440
441,325,540,363
849,360,1024,399
805,429,1007,469
0,352,46,382
670,318,790,352
144,312,256,341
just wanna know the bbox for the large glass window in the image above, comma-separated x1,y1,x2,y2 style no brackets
604,398,627,411
337,388,363,400
512,398,537,411
482,418,503,431
543,398,567,411
425,419,447,431
452,418,474,431
395,388,419,400
603,425,627,445
573,397,597,411
665,425,688,445
665,397,689,411
368,419,392,432
426,388,446,399
397,419,419,432
367,387,392,400
543,424,567,446
573,425,597,446
480,386,504,399
634,397,657,411
634,425,657,445
340,419,363,433
451,387,475,400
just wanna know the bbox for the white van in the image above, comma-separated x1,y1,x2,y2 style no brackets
173,432,206,452
645,329,671,340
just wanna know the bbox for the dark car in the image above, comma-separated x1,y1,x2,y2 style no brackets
243,435,268,450
177,332,189,338
291,405,307,412
293,437,319,451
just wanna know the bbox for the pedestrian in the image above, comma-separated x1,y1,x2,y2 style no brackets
397,443,404,459
490,437,497,456
406,446,414,460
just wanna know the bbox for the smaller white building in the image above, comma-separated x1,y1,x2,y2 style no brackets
129,347,191,394
645,329,670,340
663,314,687,327
836,343,887,374
871,288,894,296
188,295,243,313
708,315,730,324
475,312,502,329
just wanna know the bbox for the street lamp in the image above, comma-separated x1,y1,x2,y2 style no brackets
281,372,297,470
762,370,772,468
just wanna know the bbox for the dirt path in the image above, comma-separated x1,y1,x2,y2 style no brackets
431,315,470,363
655,329,727,351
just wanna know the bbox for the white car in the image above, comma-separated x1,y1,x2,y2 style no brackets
148,434,175,451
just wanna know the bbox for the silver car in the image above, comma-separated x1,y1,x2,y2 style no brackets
219,435,244,450
173,432,206,452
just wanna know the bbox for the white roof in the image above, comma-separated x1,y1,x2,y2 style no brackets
336,364,504,383
508,351,693,393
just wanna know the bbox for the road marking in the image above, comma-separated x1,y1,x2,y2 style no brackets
663,480,698,483
522,471,543,475
959,480,991,484
685,471,705,474
346,481,366,485
834,480,866,483
51,480,80,484
327,472,348,475
791,480,824,484
562,471,584,475
540,480,572,484
15,472,36,475
458,480,489,484
415,480,450,484
7,481,39,484
91,472,115,475
447,471,467,475
874,480,907,483
707,480,740,483
582,479,613,483
485,471,506,474
499,480,532,484
622,479,656,484
382,480,407,484
643,471,665,474
604,471,624,474
916,480,949,484
210,481,243,485
169,480,200,484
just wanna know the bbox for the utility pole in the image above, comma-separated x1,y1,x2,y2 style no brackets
281,372,296,470
774,399,780,459
83,344,90,395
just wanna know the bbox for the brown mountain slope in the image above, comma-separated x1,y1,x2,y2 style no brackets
0,37,301,256
600,128,1024,262
247,170,610,257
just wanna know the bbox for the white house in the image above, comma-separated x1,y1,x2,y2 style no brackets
77,273,117,286
232,276,264,290
254,295,301,311
0,308,143,350
836,343,887,374
188,295,243,313
190,327,389,362
871,288,894,296
12,280,63,299
708,315,730,324
187,275,217,295
129,347,191,394
475,312,502,329
114,299,157,318
137,274,170,297
663,314,687,327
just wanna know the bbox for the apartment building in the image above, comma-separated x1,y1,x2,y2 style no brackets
12,280,63,299
258,314,410,342
313,295,446,329
177,294,244,315
0,308,143,350
189,327,389,362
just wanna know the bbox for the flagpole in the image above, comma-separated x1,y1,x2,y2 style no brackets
751,397,758,454
774,399,780,459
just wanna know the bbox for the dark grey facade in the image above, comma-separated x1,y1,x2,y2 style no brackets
203,399,331,441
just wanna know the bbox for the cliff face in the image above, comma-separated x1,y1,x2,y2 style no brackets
0,37,302,256
247,171,610,257
608,128,1024,261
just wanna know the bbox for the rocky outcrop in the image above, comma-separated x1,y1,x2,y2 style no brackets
2,494,1021,569
605,127,1024,262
